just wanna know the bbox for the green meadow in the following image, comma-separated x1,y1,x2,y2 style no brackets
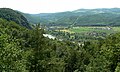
69,27,120,34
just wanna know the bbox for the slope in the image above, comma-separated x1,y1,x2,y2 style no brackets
0,8,31,29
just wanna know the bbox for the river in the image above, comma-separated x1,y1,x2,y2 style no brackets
43,34,56,39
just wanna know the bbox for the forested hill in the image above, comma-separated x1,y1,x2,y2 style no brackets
0,8,31,29
0,17,120,71
23,8,120,26
0,7,120,71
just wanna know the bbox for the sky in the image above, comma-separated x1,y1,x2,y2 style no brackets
0,0,120,14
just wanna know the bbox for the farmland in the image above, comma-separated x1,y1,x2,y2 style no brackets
47,26,120,42
70,27,120,33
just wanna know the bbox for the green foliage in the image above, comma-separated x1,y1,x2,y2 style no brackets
0,19,28,72
85,33,120,72
0,8,31,29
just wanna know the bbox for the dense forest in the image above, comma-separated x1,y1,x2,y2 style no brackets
0,8,120,72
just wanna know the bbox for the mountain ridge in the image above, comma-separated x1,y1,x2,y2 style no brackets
21,8,120,26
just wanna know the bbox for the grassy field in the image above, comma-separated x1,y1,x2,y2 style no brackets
69,27,120,34
55,27,120,34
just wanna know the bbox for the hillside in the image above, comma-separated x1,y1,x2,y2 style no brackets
0,17,120,71
0,8,31,28
23,8,120,26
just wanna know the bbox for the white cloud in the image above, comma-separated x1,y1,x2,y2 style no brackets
0,0,120,14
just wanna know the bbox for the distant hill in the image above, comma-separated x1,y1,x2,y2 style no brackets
0,8,31,28
22,8,120,26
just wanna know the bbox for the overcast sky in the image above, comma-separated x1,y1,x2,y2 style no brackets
0,0,120,14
